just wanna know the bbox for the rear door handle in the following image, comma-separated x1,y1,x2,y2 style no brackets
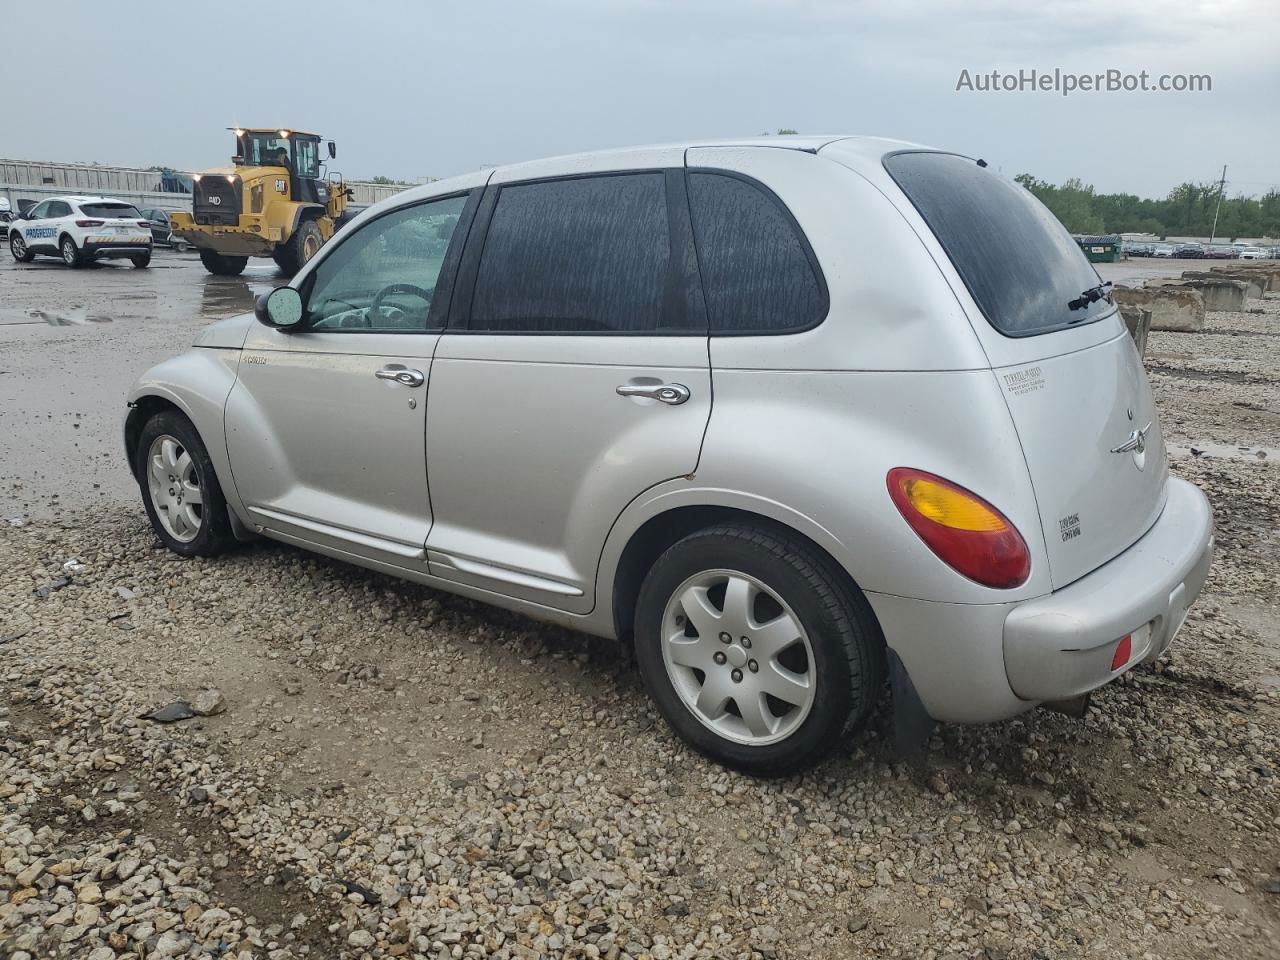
375,364,425,387
616,382,691,405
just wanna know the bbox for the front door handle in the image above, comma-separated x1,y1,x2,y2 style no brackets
615,382,691,405
375,365,425,387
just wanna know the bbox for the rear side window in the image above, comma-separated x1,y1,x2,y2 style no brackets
47,201,72,218
687,172,825,334
80,203,143,219
884,152,1112,337
470,174,674,334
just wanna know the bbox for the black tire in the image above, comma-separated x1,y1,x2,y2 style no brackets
9,232,34,262
198,249,248,276
131,252,152,268
60,234,84,268
134,410,236,557
634,523,885,776
274,219,323,275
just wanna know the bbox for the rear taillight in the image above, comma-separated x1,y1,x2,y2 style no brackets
887,467,1031,589
136,220,150,229
75,219,104,227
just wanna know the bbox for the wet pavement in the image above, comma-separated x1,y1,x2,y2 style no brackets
0,247,287,518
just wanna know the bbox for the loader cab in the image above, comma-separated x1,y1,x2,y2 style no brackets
233,128,335,204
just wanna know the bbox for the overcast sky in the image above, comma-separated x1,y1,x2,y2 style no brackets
7,0,1278,198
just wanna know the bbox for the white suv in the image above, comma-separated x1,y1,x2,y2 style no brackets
9,195,152,268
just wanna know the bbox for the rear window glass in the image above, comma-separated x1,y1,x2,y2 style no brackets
687,173,824,333
470,174,674,334
884,152,1113,337
80,203,143,219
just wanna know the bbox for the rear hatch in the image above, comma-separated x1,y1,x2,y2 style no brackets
78,202,151,244
885,151,1168,589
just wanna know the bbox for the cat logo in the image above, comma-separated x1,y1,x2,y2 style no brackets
208,196,222,206
275,179,287,193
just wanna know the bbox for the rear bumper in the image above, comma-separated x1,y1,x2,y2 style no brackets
866,476,1213,723
1003,476,1213,701
84,241,152,259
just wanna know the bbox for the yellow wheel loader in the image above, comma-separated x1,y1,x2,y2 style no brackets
170,128,353,277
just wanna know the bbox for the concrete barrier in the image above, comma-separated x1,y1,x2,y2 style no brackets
1180,271,1265,300
1119,305,1151,356
1209,263,1280,293
1147,278,1247,312
1113,285,1205,332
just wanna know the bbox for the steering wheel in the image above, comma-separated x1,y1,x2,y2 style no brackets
368,282,433,326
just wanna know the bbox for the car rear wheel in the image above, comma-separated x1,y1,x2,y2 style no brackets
9,233,33,262
198,249,248,276
60,235,84,268
634,523,885,776
131,252,152,269
135,410,236,557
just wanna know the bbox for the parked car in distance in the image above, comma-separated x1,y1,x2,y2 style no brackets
1151,243,1176,258
9,195,152,268
1173,243,1204,259
1203,244,1238,259
1238,246,1267,260
125,137,1214,774
1125,242,1153,257
139,208,191,252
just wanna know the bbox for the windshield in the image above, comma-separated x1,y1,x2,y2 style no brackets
884,151,1114,337
238,132,291,168
79,202,143,219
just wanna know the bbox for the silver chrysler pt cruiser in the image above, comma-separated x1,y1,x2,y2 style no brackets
126,136,1214,775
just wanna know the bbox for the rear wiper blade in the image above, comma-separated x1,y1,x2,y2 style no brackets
1068,281,1113,312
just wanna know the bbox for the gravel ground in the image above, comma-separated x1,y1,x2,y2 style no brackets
2,286,1279,959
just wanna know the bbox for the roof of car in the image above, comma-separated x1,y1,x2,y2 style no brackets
46,195,134,206
492,135,919,170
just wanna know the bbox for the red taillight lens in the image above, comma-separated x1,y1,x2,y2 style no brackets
75,219,105,227
136,220,151,229
887,468,1031,589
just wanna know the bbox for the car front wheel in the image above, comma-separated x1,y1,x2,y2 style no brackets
10,232,33,262
135,410,236,557
634,523,885,776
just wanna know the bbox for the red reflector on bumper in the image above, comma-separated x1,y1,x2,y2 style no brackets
1110,634,1133,671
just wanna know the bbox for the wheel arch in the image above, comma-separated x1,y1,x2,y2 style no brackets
124,394,186,481
603,492,878,647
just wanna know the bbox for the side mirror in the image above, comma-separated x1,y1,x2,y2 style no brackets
255,287,305,330
327,141,337,159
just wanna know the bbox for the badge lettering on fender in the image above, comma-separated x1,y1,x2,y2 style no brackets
244,355,268,365
1059,513,1081,542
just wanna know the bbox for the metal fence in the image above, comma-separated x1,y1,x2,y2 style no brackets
0,158,410,214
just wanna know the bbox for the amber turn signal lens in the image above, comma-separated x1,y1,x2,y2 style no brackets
887,468,1031,589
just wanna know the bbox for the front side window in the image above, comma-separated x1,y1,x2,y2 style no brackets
294,139,319,179
28,201,51,219
304,194,469,332
469,173,674,333
687,172,825,334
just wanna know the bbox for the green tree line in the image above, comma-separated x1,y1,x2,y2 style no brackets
1014,174,1280,240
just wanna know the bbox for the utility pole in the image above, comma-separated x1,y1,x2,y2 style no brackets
1208,164,1227,246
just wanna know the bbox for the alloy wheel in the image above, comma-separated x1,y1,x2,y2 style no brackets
61,238,76,265
661,569,816,746
146,435,204,543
